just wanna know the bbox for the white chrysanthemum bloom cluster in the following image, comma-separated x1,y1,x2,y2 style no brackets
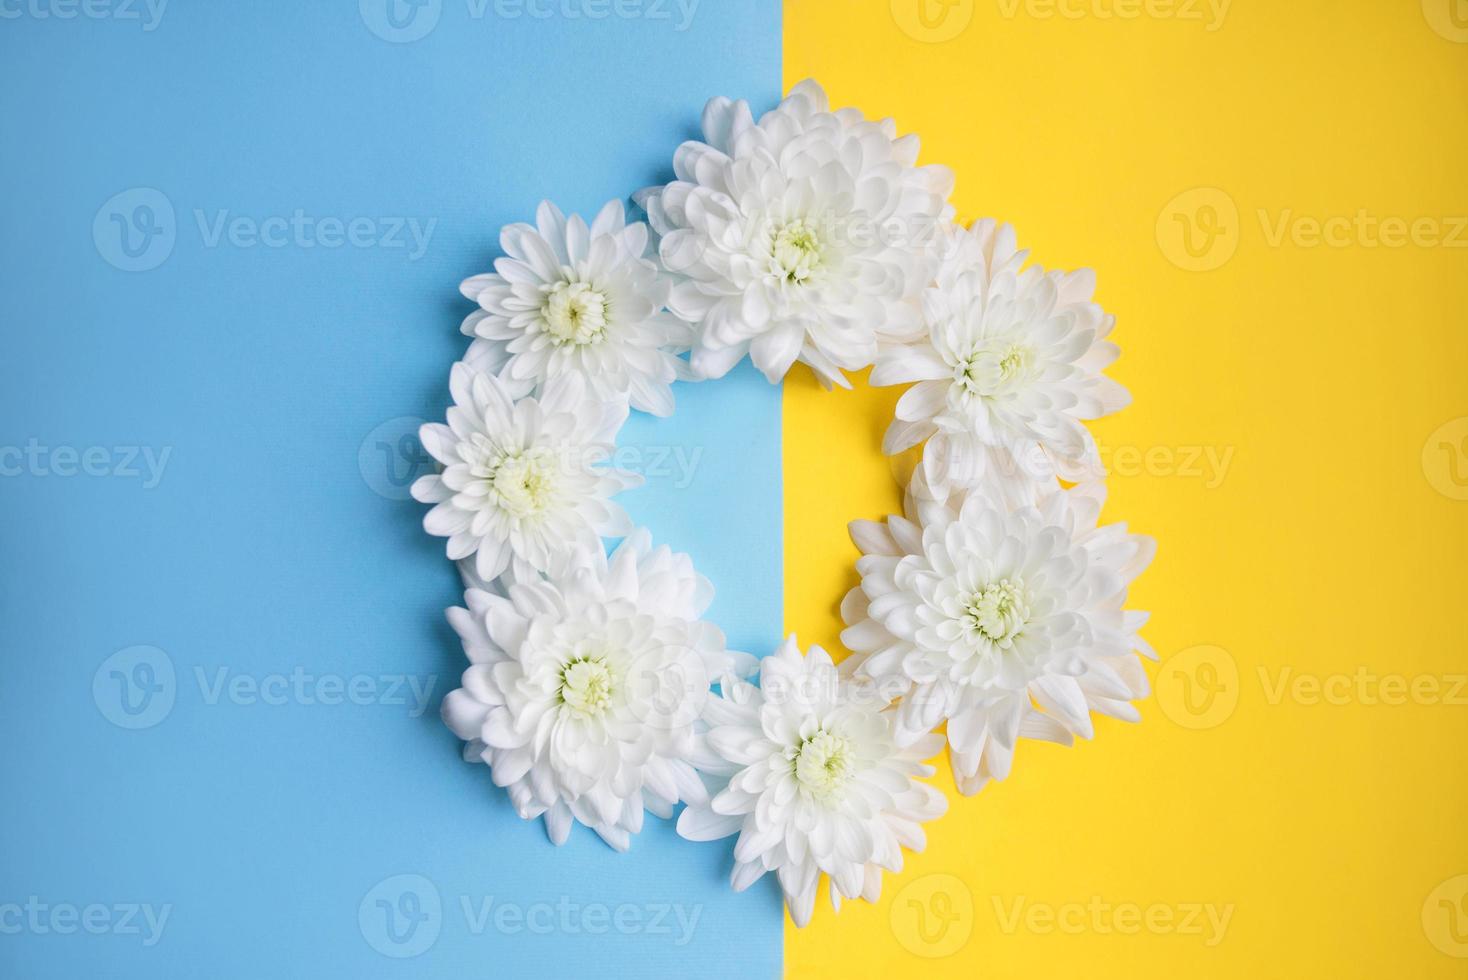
678,637,946,926
875,219,1131,502
459,200,696,416
441,532,756,850
411,367,639,583
415,79,1156,928
637,80,955,386
422,196,759,854
838,214,1153,802
839,473,1155,795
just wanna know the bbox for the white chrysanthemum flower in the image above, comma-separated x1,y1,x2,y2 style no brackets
441,530,756,851
874,219,1130,501
459,200,696,417
839,477,1155,796
678,637,946,927
411,366,639,583
637,79,955,387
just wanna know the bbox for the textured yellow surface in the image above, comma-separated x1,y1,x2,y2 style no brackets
782,1,1468,976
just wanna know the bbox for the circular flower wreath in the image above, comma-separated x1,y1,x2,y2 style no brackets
415,80,1155,928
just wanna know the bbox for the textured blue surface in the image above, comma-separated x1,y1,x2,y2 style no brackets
0,2,783,976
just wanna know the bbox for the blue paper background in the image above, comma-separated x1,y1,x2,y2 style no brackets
0,2,783,976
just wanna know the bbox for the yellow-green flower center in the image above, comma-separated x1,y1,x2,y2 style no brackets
486,452,556,518
963,579,1029,648
957,343,1031,396
543,280,609,346
771,220,823,284
792,729,855,801
559,657,614,718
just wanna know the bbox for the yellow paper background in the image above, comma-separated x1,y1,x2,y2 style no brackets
783,1,1468,976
